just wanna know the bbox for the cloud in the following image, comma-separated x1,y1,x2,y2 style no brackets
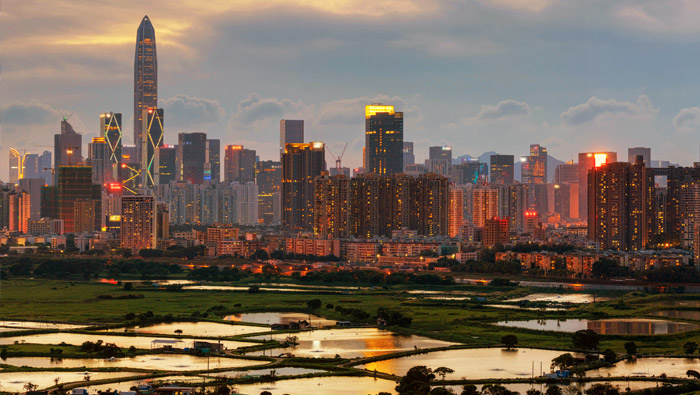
475,99,531,121
614,1,700,35
560,95,657,125
229,93,307,127
1,100,64,125
390,33,502,57
161,94,225,128
477,0,557,13
673,107,700,133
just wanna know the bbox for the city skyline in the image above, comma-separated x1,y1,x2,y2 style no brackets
5,2,700,181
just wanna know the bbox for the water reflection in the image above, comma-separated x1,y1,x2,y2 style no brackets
654,310,700,321
235,376,398,395
0,371,140,392
589,357,700,378
104,321,270,337
496,319,699,334
3,354,264,371
0,332,254,350
247,328,455,358
360,348,566,380
0,320,85,330
505,294,609,304
223,312,337,327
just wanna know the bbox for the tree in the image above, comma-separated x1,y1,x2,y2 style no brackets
551,353,575,370
602,349,617,364
527,390,543,395
174,329,183,335
396,366,435,395
572,330,599,350
481,384,517,395
23,383,39,392
686,370,700,379
461,385,479,395
684,341,698,355
624,342,637,356
584,383,619,395
434,367,455,381
501,334,518,351
545,386,562,395
123,282,134,291
430,388,455,395
306,299,322,309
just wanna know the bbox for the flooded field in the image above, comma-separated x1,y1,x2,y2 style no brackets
223,312,337,327
207,366,325,378
247,327,455,358
505,293,609,304
182,285,343,293
445,381,668,394
4,354,266,371
0,320,85,330
235,376,398,395
657,300,700,308
0,332,255,350
496,318,699,334
78,376,207,392
653,310,700,321
0,371,142,392
588,357,700,378
485,304,568,311
104,321,270,337
360,348,566,380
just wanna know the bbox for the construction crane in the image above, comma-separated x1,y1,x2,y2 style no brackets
326,143,348,172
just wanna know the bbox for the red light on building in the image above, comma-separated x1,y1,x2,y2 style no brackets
107,182,122,192
148,108,153,114
525,211,538,217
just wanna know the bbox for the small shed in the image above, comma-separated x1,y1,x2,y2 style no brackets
150,339,184,350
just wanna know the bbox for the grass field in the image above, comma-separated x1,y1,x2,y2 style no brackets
1,278,700,356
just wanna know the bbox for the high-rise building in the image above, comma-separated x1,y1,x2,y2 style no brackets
282,142,326,231
120,145,141,195
54,119,82,169
554,161,578,185
553,183,571,221
313,173,350,238
88,137,110,185
177,132,207,184
23,154,39,180
156,202,169,240
121,195,156,253
448,187,464,238
134,16,158,160
403,142,415,167
9,148,24,183
224,145,256,184
521,144,547,184
280,120,304,155
473,187,499,228
452,159,489,185
666,165,700,247
578,151,617,220
156,145,176,185
588,157,655,251
38,151,52,186
55,166,101,233
256,160,282,224
8,190,30,233
483,217,509,247
628,147,651,166
349,173,448,238
19,178,43,220
141,107,164,188
100,112,122,181
426,146,452,176
365,104,403,175
73,199,98,233
490,154,514,184
205,139,220,182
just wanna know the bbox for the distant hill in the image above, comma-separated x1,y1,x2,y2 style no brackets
454,152,565,183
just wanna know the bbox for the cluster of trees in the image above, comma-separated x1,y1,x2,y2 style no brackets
377,307,413,327
431,258,522,275
80,340,125,357
298,270,455,286
138,245,207,260
187,266,249,281
269,250,341,262
3,256,182,280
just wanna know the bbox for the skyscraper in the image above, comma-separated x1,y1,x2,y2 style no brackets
156,145,176,185
588,157,654,251
224,145,256,184
177,132,207,184
628,147,651,166
55,166,101,233
403,142,415,167
280,120,304,155
205,139,220,182
554,161,578,185
141,107,164,187
365,104,403,175
134,16,157,160
490,154,514,184
521,144,547,184
282,142,326,231
88,137,110,185
313,173,350,238
121,195,156,253
38,151,52,186
100,112,122,181
256,160,282,224
578,151,617,220
55,118,82,168
9,148,24,183
427,146,452,176
448,187,464,238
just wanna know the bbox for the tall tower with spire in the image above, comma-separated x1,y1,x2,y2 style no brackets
134,15,158,161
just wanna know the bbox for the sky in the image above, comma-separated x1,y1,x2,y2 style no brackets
3,0,700,180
